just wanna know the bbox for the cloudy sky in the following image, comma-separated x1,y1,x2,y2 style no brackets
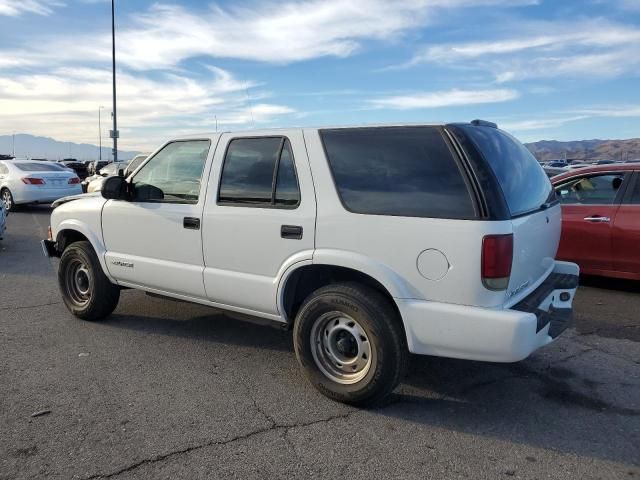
0,0,639,151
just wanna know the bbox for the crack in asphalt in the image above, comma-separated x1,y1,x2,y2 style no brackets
569,337,640,366
79,412,355,480
0,301,62,312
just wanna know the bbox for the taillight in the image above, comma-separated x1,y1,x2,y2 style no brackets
68,177,81,184
21,177,45,185
481,234,513,291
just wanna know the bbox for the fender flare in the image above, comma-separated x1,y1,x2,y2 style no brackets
55,219,115,282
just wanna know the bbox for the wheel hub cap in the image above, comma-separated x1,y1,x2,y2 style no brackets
310,312,373,385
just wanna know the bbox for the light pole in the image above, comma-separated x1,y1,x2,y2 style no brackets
110,0,118,162
98,106,104,161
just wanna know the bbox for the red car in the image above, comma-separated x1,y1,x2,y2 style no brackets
552,164,640,280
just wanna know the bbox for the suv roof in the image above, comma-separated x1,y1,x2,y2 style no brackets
172,121,493,141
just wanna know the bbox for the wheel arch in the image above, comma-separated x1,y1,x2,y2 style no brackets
278,251,419,332
54,220,115,282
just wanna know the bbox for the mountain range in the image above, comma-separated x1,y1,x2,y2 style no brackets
0,134,139,161
525,138,640,162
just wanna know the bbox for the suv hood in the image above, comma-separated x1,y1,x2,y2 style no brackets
52,192,102,209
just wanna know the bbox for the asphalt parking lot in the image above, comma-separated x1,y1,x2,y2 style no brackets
1,206,638,480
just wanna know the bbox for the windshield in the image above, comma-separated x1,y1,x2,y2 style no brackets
15,162,67,172
459,125,554,217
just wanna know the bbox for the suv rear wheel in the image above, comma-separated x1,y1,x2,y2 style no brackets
58,241,120,320
293,282,407,406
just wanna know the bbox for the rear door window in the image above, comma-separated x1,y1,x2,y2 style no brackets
320,127,476,219
218,137,301,208
458,126,554,217
556,173,626,205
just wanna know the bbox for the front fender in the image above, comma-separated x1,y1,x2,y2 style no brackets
54,219,115,283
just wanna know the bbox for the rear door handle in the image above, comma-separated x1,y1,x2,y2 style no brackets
183,217,201,230
281,225,303,240
583,216,610,223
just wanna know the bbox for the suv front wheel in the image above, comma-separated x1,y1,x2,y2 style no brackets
58,240,120,320
294,282,407,406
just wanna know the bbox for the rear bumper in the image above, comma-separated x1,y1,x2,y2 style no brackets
398,261,580,362
14,186,83,205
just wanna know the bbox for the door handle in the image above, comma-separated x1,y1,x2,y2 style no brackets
281,225,303,240
183,217,201,230
583,216,610,223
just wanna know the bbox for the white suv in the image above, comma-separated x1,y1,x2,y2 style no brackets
43,121,579,405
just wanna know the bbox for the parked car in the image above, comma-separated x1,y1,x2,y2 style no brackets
83,155,149,193
57,158,89,179
88,160,111,176
553,163,640,280
0,199,6,239
0,160,82,211
591,160,616,165
546,161,568,168
43,121,578,405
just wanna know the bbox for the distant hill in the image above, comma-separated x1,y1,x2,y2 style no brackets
0,134,139,161
525,138,640,162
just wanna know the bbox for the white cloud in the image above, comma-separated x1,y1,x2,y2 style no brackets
370,88,519,109
0,67,294,150
400,19,640,81
501,105,640,132
0,0,63,16
1,0,540,69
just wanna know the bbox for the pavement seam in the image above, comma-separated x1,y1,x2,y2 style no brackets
78,412,355,480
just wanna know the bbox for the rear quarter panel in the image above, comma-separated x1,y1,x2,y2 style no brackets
304,129,512,308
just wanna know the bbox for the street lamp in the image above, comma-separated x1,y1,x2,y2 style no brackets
98,106,104,161
110,0,118,162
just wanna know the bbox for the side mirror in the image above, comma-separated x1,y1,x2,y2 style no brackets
102,176,130,200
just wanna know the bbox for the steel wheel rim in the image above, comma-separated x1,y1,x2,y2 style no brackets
64,258,92,307
2,190,11,210
310,311,373,385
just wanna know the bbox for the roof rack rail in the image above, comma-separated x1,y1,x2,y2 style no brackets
471,119,498,128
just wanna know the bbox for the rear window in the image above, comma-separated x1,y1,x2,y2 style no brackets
320,127,476,219
459,126,553,217
15,162,65,172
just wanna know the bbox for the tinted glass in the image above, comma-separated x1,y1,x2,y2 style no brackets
275,141,300,206
219,137,281,203
321,127,475,218
556,173,625,205
15,162,65,172
132,140,210,202
630,176,640,204
460,126,553,217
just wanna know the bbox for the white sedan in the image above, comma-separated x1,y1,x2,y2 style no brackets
0,160,83,211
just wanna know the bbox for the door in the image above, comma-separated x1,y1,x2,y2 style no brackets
201,131,316,317
555,172,627,273
612,172,640,276
102,139,214,298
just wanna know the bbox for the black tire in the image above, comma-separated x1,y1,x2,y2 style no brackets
58,240,120,321
1,188,15,212
293,282,407,406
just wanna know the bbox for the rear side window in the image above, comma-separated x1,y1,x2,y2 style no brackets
556,173,626,205
459,126,553,217
218,137,300,208
320,127,476,219
15,162,63,172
